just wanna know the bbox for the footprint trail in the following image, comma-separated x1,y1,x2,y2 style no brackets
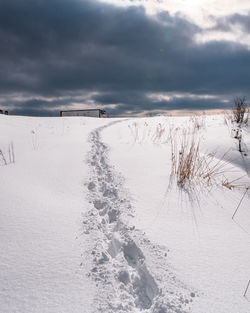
82,122,197,313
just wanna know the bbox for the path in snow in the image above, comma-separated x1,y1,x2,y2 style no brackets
82,122,197,313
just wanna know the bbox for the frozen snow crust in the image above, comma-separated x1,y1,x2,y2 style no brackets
0,114,250,313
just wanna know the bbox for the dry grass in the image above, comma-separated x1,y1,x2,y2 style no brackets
0,142,15,166
128,120,169,144
170,129,200,188
189,115,206,131
170,127,232,189
151,123,166,143
0,149,7,165
128,122,139,143
224,111,234,127
221,175,246,190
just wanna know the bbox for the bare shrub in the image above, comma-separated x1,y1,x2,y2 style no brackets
233,97,248,124
243,109,250,125
232,128,243,152
230,97,249,153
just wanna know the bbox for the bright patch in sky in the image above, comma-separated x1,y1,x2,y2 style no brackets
99,0,250,46
98,0,250,20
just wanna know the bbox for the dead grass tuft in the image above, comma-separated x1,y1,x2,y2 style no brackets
0,142,15,166
170,127,233,189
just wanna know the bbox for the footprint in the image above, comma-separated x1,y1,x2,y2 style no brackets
123,240,144,268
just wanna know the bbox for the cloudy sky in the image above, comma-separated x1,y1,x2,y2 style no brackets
1,0,250,116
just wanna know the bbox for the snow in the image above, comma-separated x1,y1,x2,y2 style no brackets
0,116,109,313
0,113,250,313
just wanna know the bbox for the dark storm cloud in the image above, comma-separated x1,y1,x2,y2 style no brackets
8,98,68,116
94,91,231,116
10,107,58,117
0,0,250,115
0,0,198,94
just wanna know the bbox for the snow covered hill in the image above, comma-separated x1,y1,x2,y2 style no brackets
0,114,249,313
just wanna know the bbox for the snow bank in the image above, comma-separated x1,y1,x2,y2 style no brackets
0,115,109,313
102,115,250,313
0,113,249,313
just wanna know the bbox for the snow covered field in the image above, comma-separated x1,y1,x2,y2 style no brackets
0,113,249,313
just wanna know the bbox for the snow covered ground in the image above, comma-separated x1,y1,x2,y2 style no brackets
0,113,249,313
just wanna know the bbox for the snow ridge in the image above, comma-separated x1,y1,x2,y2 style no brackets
82,122,196,313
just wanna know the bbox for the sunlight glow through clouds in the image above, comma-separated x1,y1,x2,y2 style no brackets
196,25,250,50
98,0,250,22
147,92,219,102
98,0,250,46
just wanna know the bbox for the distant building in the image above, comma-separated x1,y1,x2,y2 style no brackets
60,109,107,118
0,110,8,115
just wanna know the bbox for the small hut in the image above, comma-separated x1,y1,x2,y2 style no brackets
0,110,8,115
60,109,107,118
